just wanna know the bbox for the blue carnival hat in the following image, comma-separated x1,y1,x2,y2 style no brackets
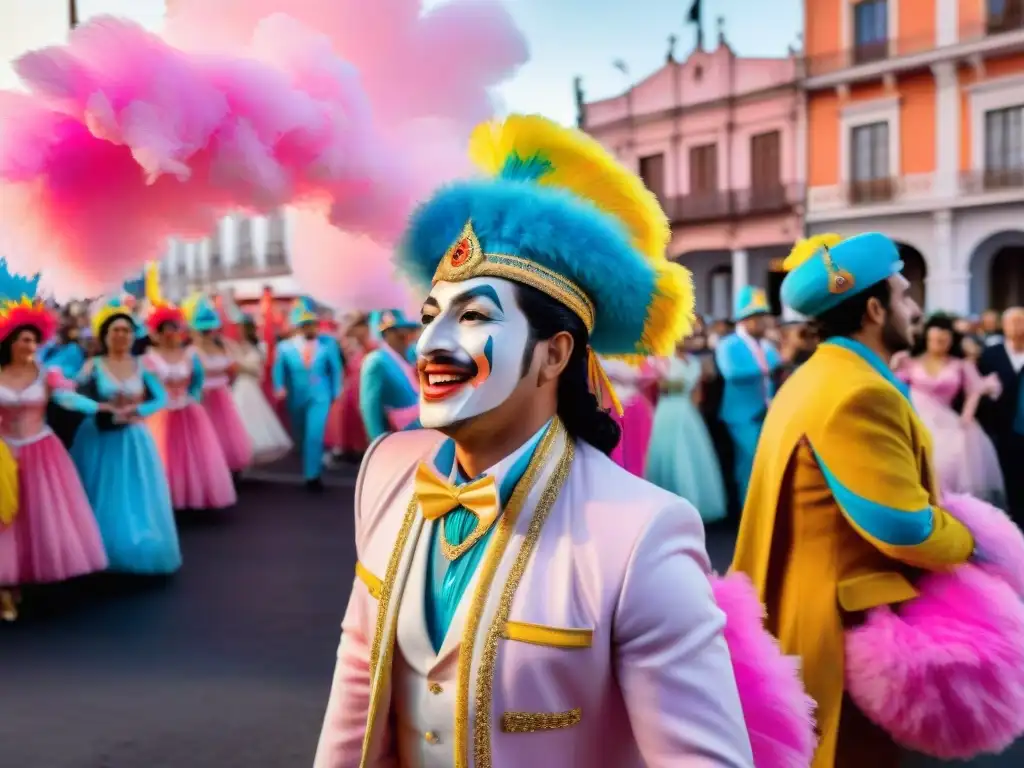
734,286,770,321
181,292,222,332
781,233,903,318
289,296,318,327
374,308,419,334
396,115,695,413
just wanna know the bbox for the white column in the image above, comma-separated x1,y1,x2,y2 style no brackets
731,249,749,299
924,209,970,313
795,92,808,186
936,0,958,46
932,62,960,199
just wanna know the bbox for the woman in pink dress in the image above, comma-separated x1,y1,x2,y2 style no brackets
183,293,253,474
895,314,1005,504
337,317,374,458
0,270,108,621
600,355,656,477
143,301,236,511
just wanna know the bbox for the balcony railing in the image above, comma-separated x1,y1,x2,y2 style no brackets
988,1,1024,34
847,177,896,204
662,184,803,224
805,11,1024,79
960,168,1024,194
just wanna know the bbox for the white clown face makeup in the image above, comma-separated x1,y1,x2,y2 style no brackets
416,277,531,429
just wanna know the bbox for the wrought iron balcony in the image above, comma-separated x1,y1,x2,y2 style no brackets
960,168,1024,194
845,177,896,205
664,184,802,224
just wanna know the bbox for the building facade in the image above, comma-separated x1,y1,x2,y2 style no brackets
804,0,1024,313
582,28,805,319
156,210,299,303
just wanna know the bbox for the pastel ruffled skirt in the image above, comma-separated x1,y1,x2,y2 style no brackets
71,419,181,575
646,394,727,523
911,391,1006,505
610,394,653,477
231,375,292,465
148,403,237,510
201,385,253,471
0,433,107,585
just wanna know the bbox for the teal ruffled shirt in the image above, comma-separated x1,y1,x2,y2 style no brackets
423,421,550,652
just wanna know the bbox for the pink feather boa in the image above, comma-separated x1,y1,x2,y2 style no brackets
845,494,1024,759
711,572,817,767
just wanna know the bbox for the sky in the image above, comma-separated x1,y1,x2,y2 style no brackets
0,0,802,124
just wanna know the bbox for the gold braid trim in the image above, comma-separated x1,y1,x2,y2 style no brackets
472,430,575,767
452,419,564,767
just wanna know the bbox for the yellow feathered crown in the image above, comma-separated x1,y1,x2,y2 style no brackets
90,299,136,339
466,114,695,360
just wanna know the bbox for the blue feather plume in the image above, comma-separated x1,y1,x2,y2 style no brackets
0,258,41,303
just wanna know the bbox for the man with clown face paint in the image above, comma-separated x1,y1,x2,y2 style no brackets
314,116,812,768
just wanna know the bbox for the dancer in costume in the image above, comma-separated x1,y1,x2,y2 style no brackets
183,293,253,474
315,115,818,768
326,314,374,462
272,298,343,491
731,233,981,767
71,299,180,575
600,355,654,477
143,299,237,511
646,340,728,524
714,286,780,506
39,315,87,379
0,266,105,621
358,309,420,440
894,314,1005,504
232,316,292,465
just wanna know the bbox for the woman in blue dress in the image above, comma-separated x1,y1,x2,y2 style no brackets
645,335,728,524
71,298,181,575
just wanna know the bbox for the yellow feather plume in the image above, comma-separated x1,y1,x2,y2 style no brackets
180,292,204,324
144,262,162,306
784,234,843,272
468,114,671,262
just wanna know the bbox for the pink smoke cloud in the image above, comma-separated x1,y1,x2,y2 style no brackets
0,2,527,303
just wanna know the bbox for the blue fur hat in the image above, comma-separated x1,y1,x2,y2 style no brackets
734,286,770,321
182,293,222,332
395,115,694,359
781,233,903,319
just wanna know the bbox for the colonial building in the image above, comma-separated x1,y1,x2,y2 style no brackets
804,0,1024,313
581,25,805,319
156,210,299,304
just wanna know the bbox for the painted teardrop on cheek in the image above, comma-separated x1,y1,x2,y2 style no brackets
470,336,493,388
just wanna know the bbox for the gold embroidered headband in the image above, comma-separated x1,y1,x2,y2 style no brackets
431,221,597,333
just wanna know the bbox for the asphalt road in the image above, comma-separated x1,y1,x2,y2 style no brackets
1,461,1020,767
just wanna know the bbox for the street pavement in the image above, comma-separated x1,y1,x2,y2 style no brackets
1,458,1020,767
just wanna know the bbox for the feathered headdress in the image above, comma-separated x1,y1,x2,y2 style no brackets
181,292,222,332
0,258,56,343
398,114,695,414
90,296,137,339
142,261,185,334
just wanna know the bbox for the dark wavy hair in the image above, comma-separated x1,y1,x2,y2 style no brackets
0,325,41,367
95,313,135,356
911,313,963,358
513,283,621,455
812,279,892,340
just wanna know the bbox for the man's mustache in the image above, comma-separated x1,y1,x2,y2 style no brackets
417,349,476,372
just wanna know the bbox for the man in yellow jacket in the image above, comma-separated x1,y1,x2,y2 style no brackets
731,232,975,768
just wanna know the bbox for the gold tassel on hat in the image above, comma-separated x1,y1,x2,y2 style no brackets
587,346,624,416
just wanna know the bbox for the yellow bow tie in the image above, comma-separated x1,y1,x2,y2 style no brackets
414,462,500,528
